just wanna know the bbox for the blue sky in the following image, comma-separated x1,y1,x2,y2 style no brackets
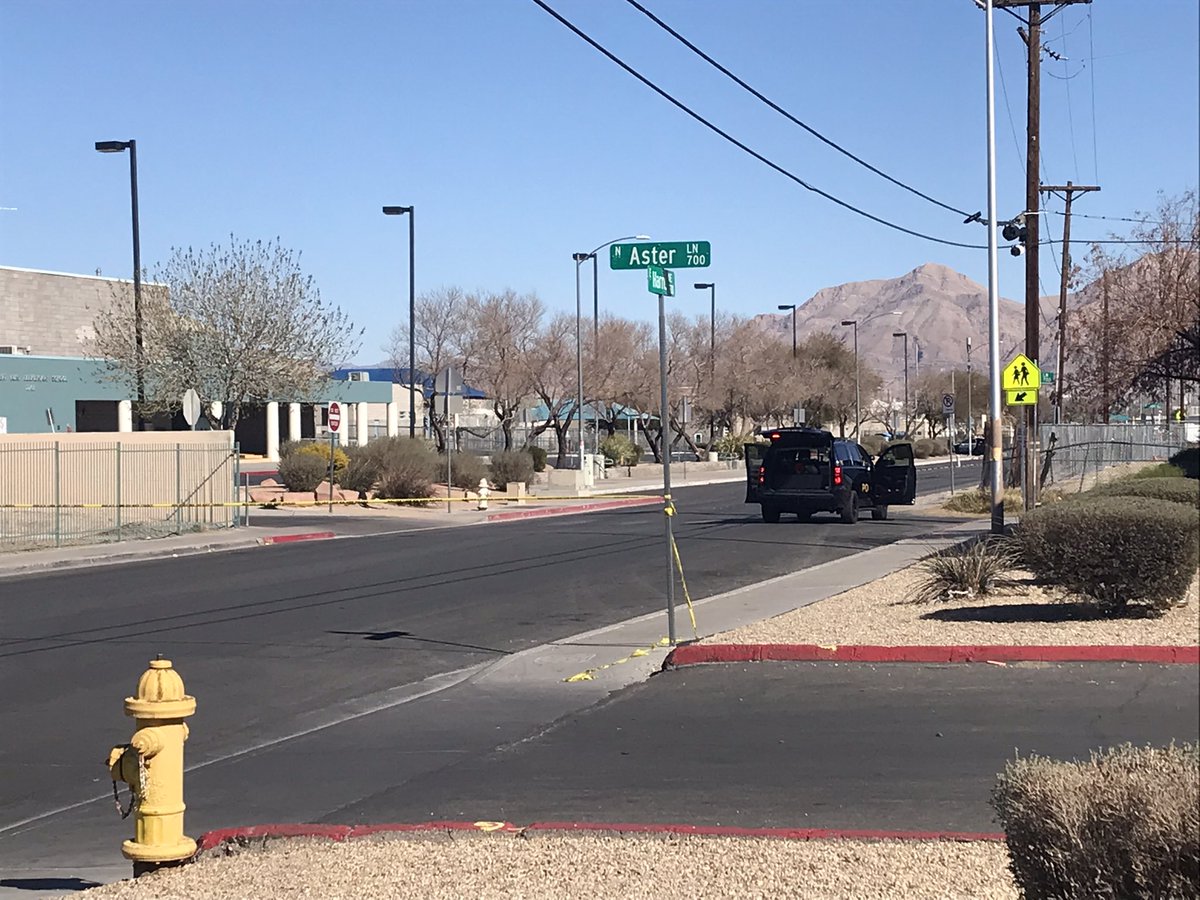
2,1,1196,361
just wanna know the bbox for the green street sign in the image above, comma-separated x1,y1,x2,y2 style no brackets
647,264,675,297
611,241,710,270
1041,371,1055,385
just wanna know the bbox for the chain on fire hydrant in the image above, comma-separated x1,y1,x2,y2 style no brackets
106,656,197,874
477,477,490,511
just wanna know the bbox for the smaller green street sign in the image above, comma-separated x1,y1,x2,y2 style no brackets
1040,371,1055,385
647,264,675,297
611,241,710,270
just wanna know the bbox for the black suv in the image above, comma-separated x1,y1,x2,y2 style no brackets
744,428,916,523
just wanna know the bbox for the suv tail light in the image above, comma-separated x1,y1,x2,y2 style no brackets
833,465,843,486
757,465,765,485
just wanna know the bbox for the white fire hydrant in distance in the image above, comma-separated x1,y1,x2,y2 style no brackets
477,477,490,511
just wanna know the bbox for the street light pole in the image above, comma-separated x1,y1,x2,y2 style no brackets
966,336,973,444
573,252,588,470
778,304,797,357
694,282,716,445
574,235,649,472
893,331,909,436
841,320,859,439
382,206,415,438
95,139,144,430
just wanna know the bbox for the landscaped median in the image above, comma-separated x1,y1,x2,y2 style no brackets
82,822,1020,899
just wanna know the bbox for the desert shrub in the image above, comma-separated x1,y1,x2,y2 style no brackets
713,433,758,457
1017,497,1200,614
942,488,1024,515
443,451,488,491
600,433,640,467
1085,475,1199,507
910,537,1021,604
914,437,948,458
277,452,328,493
370,438,439,503
339,438,439,497
1169,446,1199,479
278,439,305,460
1129,462,1186,479
489,450,535,489
525,444,548,473
859,434,888,457
991,742,1199,900
291,441,348,480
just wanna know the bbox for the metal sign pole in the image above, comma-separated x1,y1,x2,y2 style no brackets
657,290,676,645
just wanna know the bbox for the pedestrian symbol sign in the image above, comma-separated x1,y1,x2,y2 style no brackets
1002,353,1040,392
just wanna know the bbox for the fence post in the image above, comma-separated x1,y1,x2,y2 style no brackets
116,443,122,541
53,442,61,548
176,443,182,533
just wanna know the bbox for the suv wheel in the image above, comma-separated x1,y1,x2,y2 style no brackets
840,494,859,524
761,505,781,523
871,504,889,521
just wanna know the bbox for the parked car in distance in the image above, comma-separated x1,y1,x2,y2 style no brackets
744,427,916,524
953,437,986,455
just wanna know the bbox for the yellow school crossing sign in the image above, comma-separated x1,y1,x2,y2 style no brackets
1003,353,1040,406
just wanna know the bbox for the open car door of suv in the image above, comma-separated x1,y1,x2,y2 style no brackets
874,441,917,505
744,443,766,503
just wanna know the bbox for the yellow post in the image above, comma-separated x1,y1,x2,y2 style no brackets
107,656,197,873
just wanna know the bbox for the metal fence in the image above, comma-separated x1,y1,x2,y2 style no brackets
1037,424,1190,489
0,441,239,551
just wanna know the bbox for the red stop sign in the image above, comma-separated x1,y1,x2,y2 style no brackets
328,402,341,433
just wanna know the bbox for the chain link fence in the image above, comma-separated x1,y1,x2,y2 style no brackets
0,440,239,551
1038,424,1190,490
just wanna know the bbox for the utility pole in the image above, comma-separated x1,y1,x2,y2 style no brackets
1040,182,1100,425
997,0,1091,510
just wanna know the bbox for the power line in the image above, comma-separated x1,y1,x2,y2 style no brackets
621,0,974,219
1044,207,1173,227
1060,13,1080,177
1087,7,1099,181
530,0,988,250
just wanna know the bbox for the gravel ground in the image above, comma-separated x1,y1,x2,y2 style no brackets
82,833,1018,900
705,566,1199,647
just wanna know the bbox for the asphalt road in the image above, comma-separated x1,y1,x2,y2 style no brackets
331,661,1200,833
0,479,969,830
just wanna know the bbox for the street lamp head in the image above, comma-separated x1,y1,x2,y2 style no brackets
95,140,130,153
778,304,796,311
572,252,591,262
694,282,712,290
382,206,413,216
634,234,651,240
893,331,907,338
840,319,856,326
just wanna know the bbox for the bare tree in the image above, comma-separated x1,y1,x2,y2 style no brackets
1071,191,1199,420
524,313,580,467
386,286,473,451
91,236,360,430
463,290,542,450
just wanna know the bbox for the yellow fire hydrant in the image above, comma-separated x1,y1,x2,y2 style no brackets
107,656,197,873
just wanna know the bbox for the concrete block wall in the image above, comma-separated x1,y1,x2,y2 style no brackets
0,266,135,357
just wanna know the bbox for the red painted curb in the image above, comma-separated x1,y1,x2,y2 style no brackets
259,531,337,545
666,643,1200,666
524,822,1005,842
197,823,352,851
487,496,661,522
196,821,1003,853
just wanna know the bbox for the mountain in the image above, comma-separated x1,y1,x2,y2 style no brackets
758,262,1065,386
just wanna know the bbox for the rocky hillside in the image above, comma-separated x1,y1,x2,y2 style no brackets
759,262,1064,381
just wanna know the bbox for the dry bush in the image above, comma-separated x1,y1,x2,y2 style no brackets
1018,497,1200,614
992,743,1199,900
910,538,1021,604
